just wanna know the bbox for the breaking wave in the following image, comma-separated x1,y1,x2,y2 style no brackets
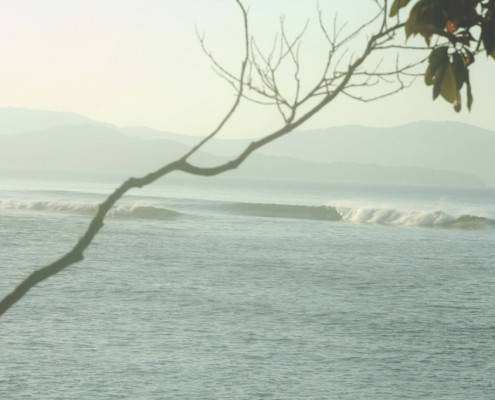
335,206,494,229
1,197,493,229
0,199,181,220
226,203,342,221
223,202,495,229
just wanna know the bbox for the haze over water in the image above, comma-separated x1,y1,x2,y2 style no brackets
1,173,494,399
2,0,495,396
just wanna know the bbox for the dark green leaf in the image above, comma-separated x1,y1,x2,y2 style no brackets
425,46,449,86
440,0,471,22
425,64,435,85
389,0,413,17
433,64,446,99
466,71,473,111
440,62,458,103
405,1,445,45
429,46,449,66
452,52,468,90
481,19,495,56
454,97,461,112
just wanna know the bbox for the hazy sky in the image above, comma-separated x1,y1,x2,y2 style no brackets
1,0,494,138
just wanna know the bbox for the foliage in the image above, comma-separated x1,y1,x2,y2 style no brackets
390,0,495,111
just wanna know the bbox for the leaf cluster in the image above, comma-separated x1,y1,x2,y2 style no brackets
390,0,495,111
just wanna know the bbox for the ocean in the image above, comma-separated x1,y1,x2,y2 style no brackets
1,171,494,399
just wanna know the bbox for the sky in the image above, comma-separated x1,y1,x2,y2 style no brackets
1,0,494,138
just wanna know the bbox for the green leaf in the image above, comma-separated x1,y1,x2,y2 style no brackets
481,19,495,56
439,0,470,22
405,1,445,45
466,70,473,111
452,52,468,90
429,46,449,66
432,61,459,106
440,63,458,104
425,64,435,86
454,96,461,112
389,0,413,17
433,64,446,100
425,47,449,86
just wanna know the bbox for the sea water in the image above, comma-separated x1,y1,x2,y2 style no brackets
0,172,494,399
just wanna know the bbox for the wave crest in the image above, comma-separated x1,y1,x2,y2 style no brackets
0,199,180,220
223,202,494,229
226,203,342,221
336,207,455,226
2,198,492,229
109,204,180,220
336,206,494,229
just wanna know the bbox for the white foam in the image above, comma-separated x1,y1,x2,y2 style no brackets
0,199,97,213
336,206,456,226
0,199,179,219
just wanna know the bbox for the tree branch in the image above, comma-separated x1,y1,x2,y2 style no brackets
0,0,415,318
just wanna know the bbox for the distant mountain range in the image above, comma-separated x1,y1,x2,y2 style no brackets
0,107,492,187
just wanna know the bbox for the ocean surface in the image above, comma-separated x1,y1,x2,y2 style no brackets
1,171,494,399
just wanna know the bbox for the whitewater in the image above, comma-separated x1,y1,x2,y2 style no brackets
1,173,494,399
1,197,494,229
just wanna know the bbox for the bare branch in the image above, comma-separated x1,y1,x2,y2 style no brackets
0,0,418,318
182,0,250,160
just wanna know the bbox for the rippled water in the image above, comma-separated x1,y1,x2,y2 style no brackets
1,175,494,399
